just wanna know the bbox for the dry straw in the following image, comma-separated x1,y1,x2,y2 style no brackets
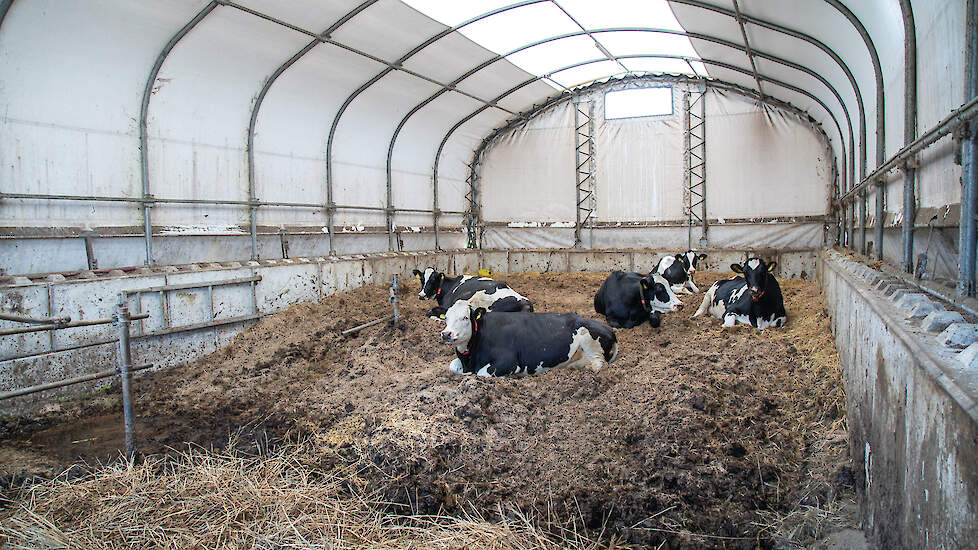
0,443,623,550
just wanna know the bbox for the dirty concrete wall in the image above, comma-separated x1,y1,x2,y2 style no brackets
818,250,978,549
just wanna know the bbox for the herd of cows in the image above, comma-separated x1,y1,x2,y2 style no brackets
411,251,787,378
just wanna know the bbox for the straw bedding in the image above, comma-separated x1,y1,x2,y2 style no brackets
0,270,855,549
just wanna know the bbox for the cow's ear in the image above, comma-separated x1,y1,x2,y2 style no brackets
766,261,777,272
413,269,422,279
640,278,650,291
730,263,743,274
698,253,708,261
473,307,486,321
436,273,444,284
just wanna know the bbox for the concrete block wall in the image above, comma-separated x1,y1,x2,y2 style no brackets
1,247,816,415
818,250,978,549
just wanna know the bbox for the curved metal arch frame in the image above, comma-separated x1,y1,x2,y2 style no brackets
245,0,379,260
898,0,918,273
385,34,857,251
425,28,857,204
138,0,220,266
325,0,550,252
335,6,858,252
822,0,886,258
390,1,873,249
441,56,848,248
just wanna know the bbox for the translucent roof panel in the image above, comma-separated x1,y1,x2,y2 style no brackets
550,60,624,89
402,0,708,93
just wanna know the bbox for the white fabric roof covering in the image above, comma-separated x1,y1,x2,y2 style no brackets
0,0,967,240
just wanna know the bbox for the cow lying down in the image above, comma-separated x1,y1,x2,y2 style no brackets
441,300,618,377
693,257,787,329
594,271,680,329
413,267,532,318
653,250,707,294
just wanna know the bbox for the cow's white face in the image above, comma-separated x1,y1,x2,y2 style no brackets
646,273,682,312
415,267,437,299
685,251,698,275
441,300,474,347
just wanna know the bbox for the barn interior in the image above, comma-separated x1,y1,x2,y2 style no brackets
0,1,976,548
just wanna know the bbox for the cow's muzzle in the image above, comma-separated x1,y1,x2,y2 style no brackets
749,287,765,302
440,331,454,343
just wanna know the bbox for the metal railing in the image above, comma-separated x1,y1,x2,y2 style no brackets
0,298,150,456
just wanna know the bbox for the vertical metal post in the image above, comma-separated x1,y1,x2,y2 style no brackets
114,297,135,457
279,227,290,259
859,190,867,254
81,232,98,270
959,0,978,297
875,180,885,260
899,0,917,272
391,273,400,322
903,162,916,271
249,206,259,260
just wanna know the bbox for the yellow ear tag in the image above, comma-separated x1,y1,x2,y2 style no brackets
439,314,446,319
415,273,421,279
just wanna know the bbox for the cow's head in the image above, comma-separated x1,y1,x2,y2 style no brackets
641,273,681,314
412,267,443,300
682,250,708,275
441,300,483,347
731,257,777,302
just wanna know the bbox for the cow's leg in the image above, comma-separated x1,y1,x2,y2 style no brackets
685,279,699,293
448,357,465,374
722,313,739,327
475,363,492,378
693,283,717,318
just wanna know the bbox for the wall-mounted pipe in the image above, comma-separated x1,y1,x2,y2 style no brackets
899,0,917,272
138,1,220,267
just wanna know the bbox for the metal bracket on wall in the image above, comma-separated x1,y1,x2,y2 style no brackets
683,86,708,248
573,98,596,249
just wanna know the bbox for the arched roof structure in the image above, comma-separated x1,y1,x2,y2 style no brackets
0,0,974,293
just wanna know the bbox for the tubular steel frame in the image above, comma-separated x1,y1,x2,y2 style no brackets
12,0,973,292
3,0,862,262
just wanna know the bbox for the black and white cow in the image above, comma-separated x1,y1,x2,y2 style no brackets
412,267,532,318
593,271,681,329
653,250,707,294
692,257,787,329
441,300,618,377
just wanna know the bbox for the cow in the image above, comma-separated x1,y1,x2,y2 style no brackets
653,250,707,294
593,271,681,329
692,257,787,329
441,300,618,377
412,267,532,319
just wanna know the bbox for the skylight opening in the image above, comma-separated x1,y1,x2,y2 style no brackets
401,0,709,91
604,87,674,119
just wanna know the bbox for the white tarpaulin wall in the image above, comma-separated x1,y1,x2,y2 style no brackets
480,81,832,250
0,0,972,284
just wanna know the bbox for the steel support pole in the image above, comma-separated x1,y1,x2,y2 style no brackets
114,297,135,457
960,0,978,297
875,180,885,259
139,1,219,266
899,0,917,272
859,190,867,254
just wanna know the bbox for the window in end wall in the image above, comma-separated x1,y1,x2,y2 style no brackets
604,87,673,120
